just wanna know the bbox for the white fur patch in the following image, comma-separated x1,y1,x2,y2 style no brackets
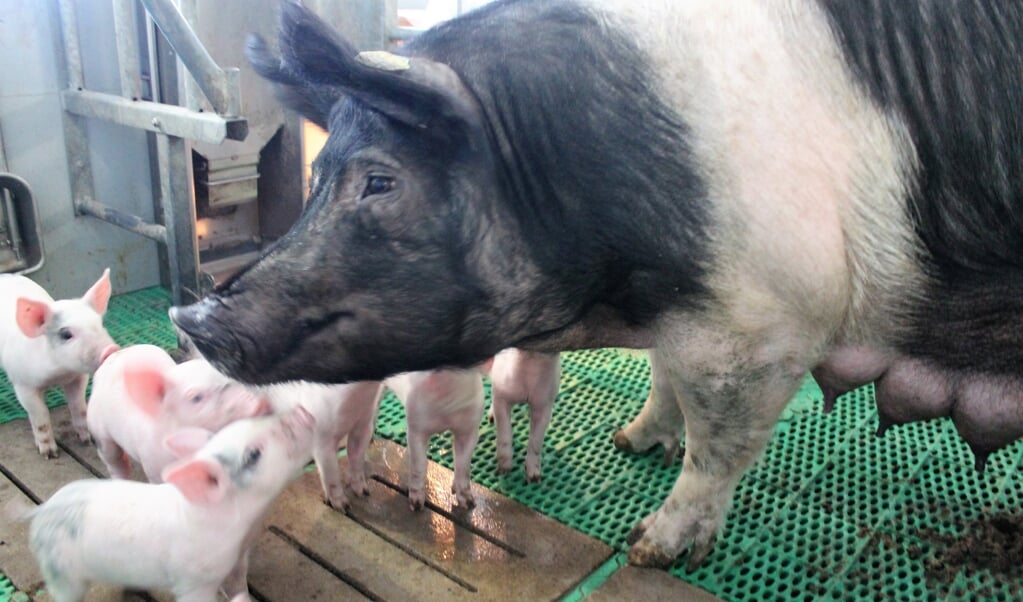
584,0,923,351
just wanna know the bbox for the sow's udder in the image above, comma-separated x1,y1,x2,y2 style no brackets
816,348,1023,472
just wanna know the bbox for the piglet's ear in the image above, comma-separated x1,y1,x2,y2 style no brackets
82,268,112,315
254,1,482,140
163,457,228,505
15,298,50,338
123,364,167,417
163,427,214,459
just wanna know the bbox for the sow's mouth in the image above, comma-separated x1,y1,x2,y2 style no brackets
169,299,265,383
169,298,362,385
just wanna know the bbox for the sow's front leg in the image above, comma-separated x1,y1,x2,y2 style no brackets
627,326,806,570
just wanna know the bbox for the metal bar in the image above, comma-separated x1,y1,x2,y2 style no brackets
112,0,143,100
0,172,27,268
0,119,8,171
156,134,200,305
62,89,247,144
177,0,202,113
73,198,167,243
56,0,85,90
56,0,99,226
137,0,240,116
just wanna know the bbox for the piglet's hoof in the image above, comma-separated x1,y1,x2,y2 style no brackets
324,497,350,514
36,441,59,459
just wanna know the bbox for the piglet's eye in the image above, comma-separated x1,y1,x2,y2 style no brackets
243,447,262,469
362,175,395,198
58,328,73,342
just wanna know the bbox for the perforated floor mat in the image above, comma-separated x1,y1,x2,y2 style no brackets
2,287,1022,601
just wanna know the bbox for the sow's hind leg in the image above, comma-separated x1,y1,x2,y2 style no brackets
626,327,807,569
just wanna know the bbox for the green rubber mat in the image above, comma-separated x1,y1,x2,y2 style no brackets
3,287,1023,601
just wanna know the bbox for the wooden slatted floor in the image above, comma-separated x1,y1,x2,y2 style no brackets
0,406,721,601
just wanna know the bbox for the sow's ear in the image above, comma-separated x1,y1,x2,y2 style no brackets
250,1,481,138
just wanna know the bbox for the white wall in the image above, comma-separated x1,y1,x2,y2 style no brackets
0,0,160,299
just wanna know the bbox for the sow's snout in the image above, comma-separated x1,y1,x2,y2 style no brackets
169,297,258,384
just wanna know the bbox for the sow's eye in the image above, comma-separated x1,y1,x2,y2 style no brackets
58,327,73,342
362,175,395,198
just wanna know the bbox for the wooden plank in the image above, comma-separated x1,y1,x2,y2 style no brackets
248,527,371,602
0,412,171,602
0,471,42,596
49,406,147,483
268,475,477,601
587,565,724,602
266,440,613,601
0,410,101,502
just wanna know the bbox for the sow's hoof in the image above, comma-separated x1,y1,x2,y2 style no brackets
612,429,638,453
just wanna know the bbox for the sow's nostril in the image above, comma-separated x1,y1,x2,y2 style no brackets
168,305,201,337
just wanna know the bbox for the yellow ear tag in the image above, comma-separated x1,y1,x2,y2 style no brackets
356,51,412,72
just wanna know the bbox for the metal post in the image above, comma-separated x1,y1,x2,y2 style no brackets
156,134,200,304
56,0,100,221
112,0,143,100
137,0,241,116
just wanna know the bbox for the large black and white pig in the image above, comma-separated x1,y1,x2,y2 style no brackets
171,0,1023,569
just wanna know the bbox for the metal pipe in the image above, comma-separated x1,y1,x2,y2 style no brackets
0,173,28,266
156,134,200,305
56,0,84,90
112,0,143,100
74,197,168,243
137,0,241,116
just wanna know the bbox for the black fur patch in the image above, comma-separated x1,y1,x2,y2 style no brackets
406,0,712,324
819,1,1023,373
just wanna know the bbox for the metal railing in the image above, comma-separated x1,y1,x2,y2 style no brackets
56,0,248,304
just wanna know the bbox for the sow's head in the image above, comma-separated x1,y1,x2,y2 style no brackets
170,2,584,385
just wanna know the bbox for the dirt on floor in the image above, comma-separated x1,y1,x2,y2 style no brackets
919,513,1023,588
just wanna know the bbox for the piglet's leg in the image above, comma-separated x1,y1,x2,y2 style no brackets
176,584,221,602
345,416,375,498
451,425,480,508
525,400,554,482
312,433,348,512
220,548,251,600
15,384,58,458
62,375,90,444
614,351,684,466
627,337,804,570
490,395,515,475
405,429,429,510
39,565,87,602
95,437,132,480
